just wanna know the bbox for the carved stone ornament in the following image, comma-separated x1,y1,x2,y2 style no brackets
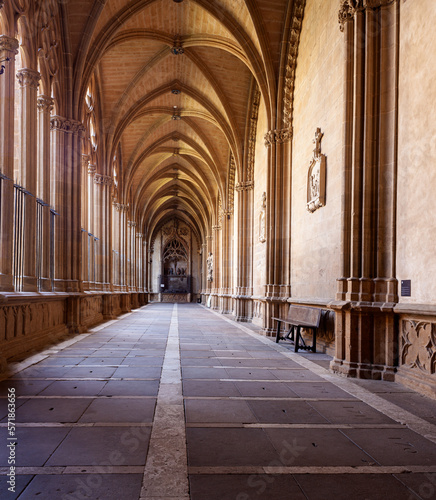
16,68,41,89
236,180,254,192
94,174,113,186
37,95,54,112
259,192,266,243
307,128,326,213
338,0,394,31
207,252,213,282
264,128,292,147
401,320,436,374
0,36,19,55
50,116,86,136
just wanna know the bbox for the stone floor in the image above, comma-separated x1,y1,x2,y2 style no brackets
1,303,436,499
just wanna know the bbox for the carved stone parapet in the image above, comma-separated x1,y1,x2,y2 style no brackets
37,95,54,113
16,68,40,89
264,128,292,147
236,180,254,192
94,174,113,186
0,35,19,55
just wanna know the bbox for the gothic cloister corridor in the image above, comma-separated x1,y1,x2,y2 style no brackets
1,303,436,500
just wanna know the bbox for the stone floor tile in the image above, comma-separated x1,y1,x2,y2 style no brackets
79,398,156,423
186,428,280,466
35,357,85,366
18,473,144,500
182,367,229,379
224,368,279,380
100,380,159,396
286,381,357,399
394,472,436,499
340,428,436,466
234,381,299,398
0,379,54,397
264,428,374,466
46,427,151,466
308,401,396,424
112,367,162,379
185,399,256,423
0,427,70,466
247,400,328,424
268,369,325,381
8,397,93,423
189,474,307,500
39,380,107,396
0,474,33,498
296,474,421,500
183,380,240,397
62,366,117,379
180,358,221,367
77,357,125,366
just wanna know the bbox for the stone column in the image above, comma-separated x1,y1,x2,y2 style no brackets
0,36,19,291
263,128,292,332
211,223,221,309
87,164,96,288
331,0,399,381
136,232,143,291
50,116,85,292
206,235,213,297
128,220,137,291
37,95,54,291
17,68,41,292
234,181,254,322
219,211,233,314
95,174,112,290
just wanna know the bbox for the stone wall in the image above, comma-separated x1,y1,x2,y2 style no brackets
291,0,343,301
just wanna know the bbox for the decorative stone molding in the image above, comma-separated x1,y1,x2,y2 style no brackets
88,164,96,175
94,174,113,186
259,192,267,243
0,36,19,55
128,221,137,228
136,233,143,238
247,87,261,181
37,95,54,112
264,128,292,147
283,0,306,127
236,180,254,192
206,235,213,241
401,320,436,375
212,225,221,231
16,68,40,89
307,128,326,213
227,153,235,214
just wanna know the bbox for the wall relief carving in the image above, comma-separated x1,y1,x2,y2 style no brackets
207,252,213,282
259,192,266,243
307,128,326,213
401,320,436,375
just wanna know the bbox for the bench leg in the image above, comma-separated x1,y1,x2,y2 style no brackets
295,326,301,353
275,321,282,343
312,328,317,353
285,325,294,341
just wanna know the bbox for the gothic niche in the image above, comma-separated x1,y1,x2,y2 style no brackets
307,128,326,213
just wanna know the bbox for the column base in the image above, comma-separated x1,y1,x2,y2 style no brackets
0,273,14,292
330,358,396,382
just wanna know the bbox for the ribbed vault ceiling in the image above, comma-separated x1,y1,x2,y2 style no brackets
69,0,290,243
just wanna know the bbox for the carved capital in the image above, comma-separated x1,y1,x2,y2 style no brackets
88,164,96,175
0,35,19,55
94,174,113,186
16,68,40,89
37,95,54,113
236,180,254,192
212,225,221,231
264,128,292,147
338,0,393,31
50,116,85,136
113,202,129,213
136,233,143,238
128,220,137,228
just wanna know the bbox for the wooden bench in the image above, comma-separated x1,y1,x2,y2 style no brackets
272,305,322,353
